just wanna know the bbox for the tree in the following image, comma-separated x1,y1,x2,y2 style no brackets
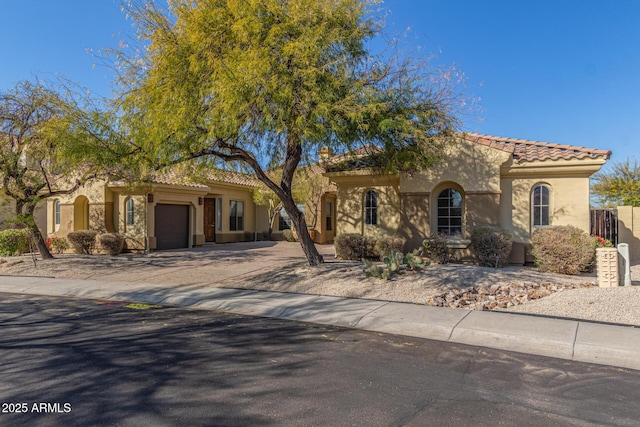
0,80,116,258
253,167,325,240
114,0,462,266
592,158,640,207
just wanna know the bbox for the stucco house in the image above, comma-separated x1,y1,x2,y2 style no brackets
41,132,609,262
324,133,610,264
44,165,336,251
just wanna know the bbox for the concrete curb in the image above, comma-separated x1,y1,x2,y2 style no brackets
1,275,639,371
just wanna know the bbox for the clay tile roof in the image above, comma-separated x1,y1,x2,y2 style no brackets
463,132,611,162
151,167,260,188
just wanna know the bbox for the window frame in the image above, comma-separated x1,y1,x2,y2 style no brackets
54,200,61,228
436,188,463,237
229,200,245,231
364,190,378,226
325,201,333,231
531,184,551,228
125,197,135,227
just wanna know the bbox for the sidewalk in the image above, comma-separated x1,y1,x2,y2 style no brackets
1,274,639,371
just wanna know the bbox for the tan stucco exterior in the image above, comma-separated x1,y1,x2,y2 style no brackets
325,136,608,264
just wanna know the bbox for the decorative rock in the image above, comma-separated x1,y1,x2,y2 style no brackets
427,282,595,311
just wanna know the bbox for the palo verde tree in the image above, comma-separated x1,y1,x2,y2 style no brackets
115,0,462,266
0,80,117,259
592,158,640,207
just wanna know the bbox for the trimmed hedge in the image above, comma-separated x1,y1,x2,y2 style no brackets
334,233,365,260
67,230,98,255
470,227,513,268
98,233,124,256
0,228,30,256
421,234,452,264
374,236,405,261
530,225,596,275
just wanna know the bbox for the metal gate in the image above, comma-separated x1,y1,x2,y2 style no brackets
590,209,618,245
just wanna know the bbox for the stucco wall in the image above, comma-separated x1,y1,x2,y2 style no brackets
617,206,640,262
333,175,401,239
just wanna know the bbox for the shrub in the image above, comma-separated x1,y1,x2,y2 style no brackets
530,225,596,275
46,237,70,254
374,236,405,261
334,233,365,260
67,230,98,255
282,229,297,242
0,228,30,256
421,234,452,264
470,227,513,268
98,233,124,256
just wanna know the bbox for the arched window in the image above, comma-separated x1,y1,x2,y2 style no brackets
532,184,550,227
54,200,61,227
437,188,463,237
126,198,135,226
364,190,378,226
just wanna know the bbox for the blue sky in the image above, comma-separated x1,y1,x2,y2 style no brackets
1,0,639,169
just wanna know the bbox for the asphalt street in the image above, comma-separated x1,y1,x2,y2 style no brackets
1,293,639,426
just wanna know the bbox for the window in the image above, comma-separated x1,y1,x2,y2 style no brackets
126,198,135,226
325,201,333,231
54,200,60,227
216,198,222,231
532,184,550,227
229,200,244,231
279,203,305,231
365,190,378,226
437,188,463,237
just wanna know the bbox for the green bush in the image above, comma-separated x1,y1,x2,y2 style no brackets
0,228,30,256
470,227,513,268
282,229,297,242
46,237,70,254
374,236,405,261
334,233,365,260
67,230,98,255
530,225,596,275
421,234,452,264
98,233,124,256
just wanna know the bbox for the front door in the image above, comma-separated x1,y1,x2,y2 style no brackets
204,198,216,242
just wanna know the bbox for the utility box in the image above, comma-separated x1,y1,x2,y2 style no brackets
596,247,619,288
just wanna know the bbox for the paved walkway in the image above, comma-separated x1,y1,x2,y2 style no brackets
1,274,639,371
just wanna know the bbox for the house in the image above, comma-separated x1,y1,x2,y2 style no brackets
324,133,611,264
44,166,335,251
42,132,610,262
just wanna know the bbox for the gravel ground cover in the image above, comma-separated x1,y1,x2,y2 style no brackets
2,241,639,326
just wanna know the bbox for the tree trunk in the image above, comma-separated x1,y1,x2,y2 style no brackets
25,205,54,259
280,198,324,266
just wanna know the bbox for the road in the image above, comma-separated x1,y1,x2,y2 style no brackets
1,292,639,426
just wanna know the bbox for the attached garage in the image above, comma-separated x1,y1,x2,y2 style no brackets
155,204,190,250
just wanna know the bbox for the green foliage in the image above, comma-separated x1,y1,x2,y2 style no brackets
111,0,465,267
531,226,596,275
374,236,406,261
470,227,513,268
364,248,428,280
98,233,124,256
592,158,640,207
0,79,117,259
46,237,70,254
67,230,98,255
282,229,297,242
594,235,614,248
334,233,365,260
421,234,452,264
0,229,30,256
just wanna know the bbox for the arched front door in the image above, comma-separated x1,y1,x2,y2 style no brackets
73,196,89,231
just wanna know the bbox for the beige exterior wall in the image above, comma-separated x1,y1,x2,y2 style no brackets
205,184,259,243
327,138,607,261
0,196,47,233
332,174,401,239
617,206,640,262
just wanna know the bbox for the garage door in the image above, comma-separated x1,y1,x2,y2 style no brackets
155,204,190,250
